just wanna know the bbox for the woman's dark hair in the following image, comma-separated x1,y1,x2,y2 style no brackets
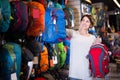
81,15,95,28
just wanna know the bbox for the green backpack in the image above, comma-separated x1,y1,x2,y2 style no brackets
0,0,11,33
57,42,67,68
45,43,66,70
49,42,67,69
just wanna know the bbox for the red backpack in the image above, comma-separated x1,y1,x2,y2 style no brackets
88,43,109,78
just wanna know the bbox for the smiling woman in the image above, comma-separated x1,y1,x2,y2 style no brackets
66,14,97,80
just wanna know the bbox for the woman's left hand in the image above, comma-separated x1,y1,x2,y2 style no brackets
93,36,102,44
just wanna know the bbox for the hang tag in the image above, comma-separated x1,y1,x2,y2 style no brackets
65,19,68,26
11,73,17,80
52,56,58,64
71,20,74,27
50,59,54,67
53,18,56,24
27,61,33,79
33,57,38,64
2,40,6,45
53,44,55,48
58,51,61,55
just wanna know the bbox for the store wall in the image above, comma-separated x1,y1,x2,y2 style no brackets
66,0,82,30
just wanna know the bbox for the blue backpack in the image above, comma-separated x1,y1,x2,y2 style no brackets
0,42,21,80
0,0,11,33
88,27,97,37
63,37,70,65
42,5,66,43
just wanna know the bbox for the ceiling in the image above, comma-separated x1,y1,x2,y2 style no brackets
91,0,120,11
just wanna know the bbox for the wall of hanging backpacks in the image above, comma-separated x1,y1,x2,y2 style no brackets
0,0,75,80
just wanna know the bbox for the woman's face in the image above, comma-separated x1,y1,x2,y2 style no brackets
80,16,91,30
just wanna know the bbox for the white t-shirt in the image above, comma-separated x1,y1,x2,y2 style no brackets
69,30,95,80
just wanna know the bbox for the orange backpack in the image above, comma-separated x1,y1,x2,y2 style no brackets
26,1,45,37
38,46,49,74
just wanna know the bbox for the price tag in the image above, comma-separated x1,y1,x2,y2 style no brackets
52,56,58,64
11,73,17,80
53,18,56,24
66,19,68,25
27,61,33,79
33,57,38,64
71,20,74,27
50,59,54,67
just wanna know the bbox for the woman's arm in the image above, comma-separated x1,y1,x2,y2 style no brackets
66,29,74,38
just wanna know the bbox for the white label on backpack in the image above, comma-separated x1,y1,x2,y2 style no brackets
71,20,74,27
52,56,58,64
33,57,38,64
66,19,68,26
27,61,34,79
11,73,17,80
53,18,56,24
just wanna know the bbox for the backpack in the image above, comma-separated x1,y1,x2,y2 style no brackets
97,9,105,27
52,0,67,8
46,42,66,69
42,6,66,43
44,43,60,70
35,36,49,73
33,0,46,6
10,1,28,34
63,6,74,29
6,1,28,42
57,42,67,68
26,39,42,78
35,77,46,80
0,42,21,80
0,0,11,33
88,43,109,78
20,47,34,80
88,27,97,37
26,39,42,56
38,45,49,74
63,37,70,65
26,1,45,37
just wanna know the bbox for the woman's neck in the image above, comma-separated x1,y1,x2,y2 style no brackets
79,29,89,36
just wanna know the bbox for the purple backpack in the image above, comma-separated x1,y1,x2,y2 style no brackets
10,1,28,34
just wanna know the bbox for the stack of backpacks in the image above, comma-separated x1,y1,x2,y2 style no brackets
0,0,74,80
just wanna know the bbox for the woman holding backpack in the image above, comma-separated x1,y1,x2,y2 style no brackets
66,14,99,80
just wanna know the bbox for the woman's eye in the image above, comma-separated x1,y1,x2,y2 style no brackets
86,20,90,23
